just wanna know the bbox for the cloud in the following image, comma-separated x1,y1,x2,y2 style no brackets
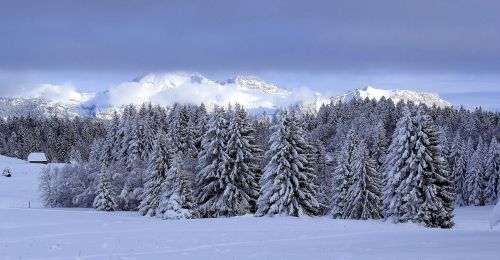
108,73,291,109
27,83,93,103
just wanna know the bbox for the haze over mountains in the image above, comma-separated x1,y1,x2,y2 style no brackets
0,72,456,118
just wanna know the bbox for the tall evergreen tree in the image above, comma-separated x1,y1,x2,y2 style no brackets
485,138,500,204
100,112,120,168
257,110,319,217
138,131,171,217
451,135,467,206
331,128,357,218
416,114,454,228
311,141,334,215
343,139,383,219
156,155,196,219
195,107,232,217
383,108,417,221
223,104,261,215
383,109,454,227
466,141,486,206
93,171,117,212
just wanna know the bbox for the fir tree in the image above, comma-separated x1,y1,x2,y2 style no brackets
93,171,117,212
138,131,171,217
311,141,334,215
343,139,383,219
257,110,319,217
331,128,357,218
383,108,416,221
485,138,500,204
100,112,120,168
156,155,196,219
462,137,475,203
223,104,261,215
417,114,454,228
451,135,467,206
383,109,454,227
195,107,232,217
466,141,486,206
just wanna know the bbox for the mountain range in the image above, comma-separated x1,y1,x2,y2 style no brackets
0,73,453,119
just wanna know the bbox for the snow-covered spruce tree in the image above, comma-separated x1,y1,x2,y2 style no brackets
451,135,468,206
156,155,196,220
485,137,500,205
223,104,261,215
137,106,156,162
343,139,383,220
311,140,334,215
382,107,417,221
416,114,454,228
100,112,121,168
257,110,320,217
466,141,486,206
93,171,117,212
331,128,357,219
168,104,196,156
138,130,171,217
195,106,232,217
462,137,475,203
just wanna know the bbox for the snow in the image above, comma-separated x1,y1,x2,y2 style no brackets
329,86,452,109
27,152,47,162
490,200,500,228
1,73,455,119
0,155,46,208
1,154,500,259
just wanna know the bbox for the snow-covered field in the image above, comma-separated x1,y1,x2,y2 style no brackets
1,155,500,260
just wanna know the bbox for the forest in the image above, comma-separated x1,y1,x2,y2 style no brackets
2,98,499,229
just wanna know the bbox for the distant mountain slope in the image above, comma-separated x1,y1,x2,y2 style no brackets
329,86,452,108
0,74,454,118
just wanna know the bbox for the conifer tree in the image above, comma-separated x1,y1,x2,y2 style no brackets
93,171,117,212
156,155,196,219
311,141,334,215
383,108,416,221
451,135,467,206
462,137,475,203
343,139,383,219
383,109,454,227
331,128,357,218
223,104,261,215
100,112,120,168
466,142,486,206
417,114,454,228
195,107,232,217
257,110,319,217
138,131,171,217
485,138,500,204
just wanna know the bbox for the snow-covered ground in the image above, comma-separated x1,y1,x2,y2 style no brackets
1,155,500,260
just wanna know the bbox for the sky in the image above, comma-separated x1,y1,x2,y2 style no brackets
0,0,499,110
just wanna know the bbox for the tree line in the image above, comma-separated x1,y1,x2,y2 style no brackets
35,99,500,228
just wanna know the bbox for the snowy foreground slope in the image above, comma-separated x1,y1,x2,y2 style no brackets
1,155,500,260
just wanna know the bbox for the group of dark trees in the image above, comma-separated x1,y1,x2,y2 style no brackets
33,98,500,228
0,116,105,163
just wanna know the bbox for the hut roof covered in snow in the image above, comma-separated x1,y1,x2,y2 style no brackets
27,152,47,163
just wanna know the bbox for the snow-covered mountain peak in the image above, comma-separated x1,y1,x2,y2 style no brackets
0,73,457,119
133,72,213,91
219,76,290,96
331,86,452,108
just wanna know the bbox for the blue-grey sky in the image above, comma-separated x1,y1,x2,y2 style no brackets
1,0,499,109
